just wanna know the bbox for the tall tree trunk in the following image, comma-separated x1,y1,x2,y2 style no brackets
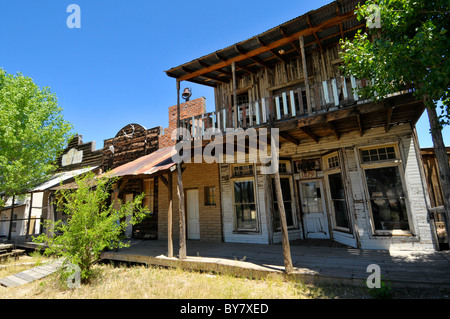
426,104,450,244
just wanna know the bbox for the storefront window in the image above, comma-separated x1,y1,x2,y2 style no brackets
233,179,257,231
360,145,410,234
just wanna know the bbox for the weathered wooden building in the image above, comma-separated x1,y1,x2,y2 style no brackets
164,0,436,251
421,147,450,249
11,135,104,240
107,99,209,240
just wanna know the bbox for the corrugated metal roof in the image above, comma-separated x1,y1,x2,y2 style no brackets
165,0,366,87
108,146,177,178
31,166,99,192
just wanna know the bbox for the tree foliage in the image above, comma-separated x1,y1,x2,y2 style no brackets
340,0,449,126
34,172,150,283
0,69,73,205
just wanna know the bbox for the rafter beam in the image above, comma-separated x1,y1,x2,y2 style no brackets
327,121,340,140
198,59,235,79
280,132,300,146
235,45,273,69
257,36,288,63
307,15,323,51
356,113,364,136
279,26,302,55
299,126,318,143
385,106,394,133
172,10,355,82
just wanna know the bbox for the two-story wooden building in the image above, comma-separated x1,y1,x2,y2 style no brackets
163,0,436,251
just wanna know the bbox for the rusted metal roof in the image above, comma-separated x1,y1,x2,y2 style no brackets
165,0,365,87
108,146,177,178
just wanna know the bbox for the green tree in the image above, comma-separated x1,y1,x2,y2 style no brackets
34,172,149,283
339,0,450,240
0,69,73,206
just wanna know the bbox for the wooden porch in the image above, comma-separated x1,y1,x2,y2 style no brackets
100,239,450,289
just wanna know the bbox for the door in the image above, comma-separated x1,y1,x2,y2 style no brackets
186,189,200,239
299,180,330,239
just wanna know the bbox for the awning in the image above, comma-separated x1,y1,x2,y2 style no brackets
108,146,177,178
31,166,99,192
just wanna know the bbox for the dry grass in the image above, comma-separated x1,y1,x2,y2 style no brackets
0,259,355,299
1,255,447,299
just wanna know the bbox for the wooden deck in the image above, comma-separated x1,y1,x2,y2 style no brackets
0,260,63,288
100,239,450,289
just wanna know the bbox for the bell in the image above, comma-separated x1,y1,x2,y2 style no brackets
182,88,192,101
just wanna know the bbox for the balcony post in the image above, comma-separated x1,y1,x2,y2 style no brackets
232,61,238,128
299,36,312,115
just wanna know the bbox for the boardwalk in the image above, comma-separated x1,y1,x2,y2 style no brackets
0,260,63,288
101,239,450,289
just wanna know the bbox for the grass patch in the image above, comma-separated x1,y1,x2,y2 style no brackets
1,256,448,299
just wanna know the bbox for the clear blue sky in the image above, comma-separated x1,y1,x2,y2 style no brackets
0,0,448,149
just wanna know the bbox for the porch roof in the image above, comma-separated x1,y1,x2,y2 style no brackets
30,166,99,193
165,0,365,87
108,146,177,178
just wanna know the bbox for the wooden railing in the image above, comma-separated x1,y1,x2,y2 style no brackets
180,76,408,139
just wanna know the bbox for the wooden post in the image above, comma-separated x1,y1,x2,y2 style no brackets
176,79,187,260
46,193,55,238
7,195,15,240
26,192,33,240
167,170,173,258
271,132,294,273
232,61,238,128
299,36,312,115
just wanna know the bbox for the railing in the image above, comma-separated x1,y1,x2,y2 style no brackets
180,75,402,139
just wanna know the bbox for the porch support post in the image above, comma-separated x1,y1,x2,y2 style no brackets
271,132,294,273
7,195,15,240
46,193,55,238
176,79,187,260
167,170,173,258
26,192,33,240
299,35,312,115
232,61,238,128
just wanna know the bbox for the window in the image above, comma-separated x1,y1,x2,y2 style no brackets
233,179,257,231
232,164,254,177
11,213,17,233
272,177,295,230
271,161,296,230
359,145,410,234
204,187,216,205
361,146,396,163
323,152,350,231
365,166,409,231
143,180,154,214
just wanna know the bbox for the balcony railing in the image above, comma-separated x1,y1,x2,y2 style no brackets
180,75,409,139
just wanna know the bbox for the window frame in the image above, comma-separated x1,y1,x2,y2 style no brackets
231,164,259,233
204,186,216,206
271,160,298,231
358,143,413,236
323,151,352,233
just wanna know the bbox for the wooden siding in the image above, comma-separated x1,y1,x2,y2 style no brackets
103,124,160,171
55,135,103,172
215,124,435,250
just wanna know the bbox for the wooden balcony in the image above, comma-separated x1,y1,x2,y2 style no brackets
180,75,415,140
